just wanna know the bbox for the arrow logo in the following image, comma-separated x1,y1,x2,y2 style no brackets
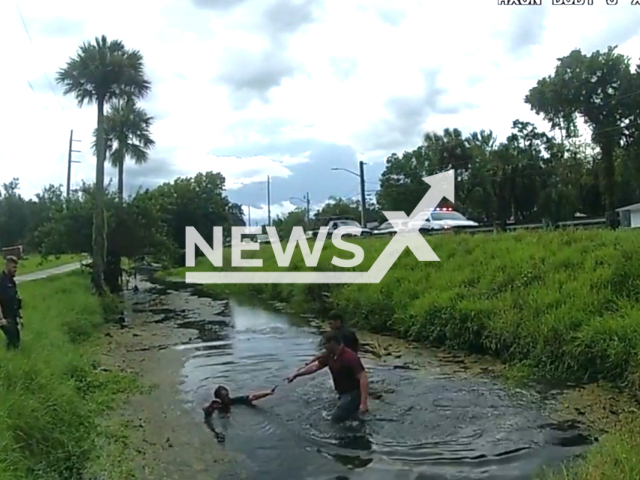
186,169,454,284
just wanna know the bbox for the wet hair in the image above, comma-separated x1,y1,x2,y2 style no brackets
214,385,229,400
4,256,18,265
328,311,344,324
322,330,343,346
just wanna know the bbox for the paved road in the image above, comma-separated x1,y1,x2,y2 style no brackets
16,262,81,283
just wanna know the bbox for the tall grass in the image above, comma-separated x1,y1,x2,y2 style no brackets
0,272,137,480
175,229,640,388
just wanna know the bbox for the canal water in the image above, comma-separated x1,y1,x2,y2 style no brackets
146,281,591,479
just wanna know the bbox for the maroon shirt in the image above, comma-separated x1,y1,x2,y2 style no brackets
320,347,364,395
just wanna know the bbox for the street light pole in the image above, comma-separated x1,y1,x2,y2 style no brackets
358,161,366,228
290,193,311,226
331,161,367,227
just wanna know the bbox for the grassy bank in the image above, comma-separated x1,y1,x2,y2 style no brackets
0,271,138,480
167,228,640,479
17,253,83,274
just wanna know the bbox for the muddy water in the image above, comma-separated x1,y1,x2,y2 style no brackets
146,281,591,480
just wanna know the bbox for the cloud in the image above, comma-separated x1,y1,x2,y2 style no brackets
191,0,249,10
208,0,325,109
328,57,359,82
499,5,550,58
578,8,640,54
373,6,406,27
219,138,385,210
355,68,479,153
28,17,85,38
216,48,303,110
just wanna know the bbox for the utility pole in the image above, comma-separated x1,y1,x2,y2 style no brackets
305,192,310,225
358,160,366,228
330,162,367,227
248,205,251,227
267,175,271,226
66,130,81,198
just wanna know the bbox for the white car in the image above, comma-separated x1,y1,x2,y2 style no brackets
308,217,373,238
373,220,410,235
327,219,372,235
410,208,479,231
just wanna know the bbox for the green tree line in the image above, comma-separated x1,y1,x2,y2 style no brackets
0,173,244,287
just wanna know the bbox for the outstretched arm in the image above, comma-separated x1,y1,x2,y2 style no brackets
248,386,278,402
288,361,325,383
303,352,325,367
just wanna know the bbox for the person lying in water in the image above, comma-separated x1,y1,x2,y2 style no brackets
202,385,278,442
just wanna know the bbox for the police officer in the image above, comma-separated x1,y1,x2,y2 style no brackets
0,256,22,349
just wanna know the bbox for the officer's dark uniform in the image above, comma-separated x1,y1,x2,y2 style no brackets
0,270,21,348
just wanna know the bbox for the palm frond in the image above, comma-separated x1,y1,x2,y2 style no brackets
96,98,155,169
56,35,152,106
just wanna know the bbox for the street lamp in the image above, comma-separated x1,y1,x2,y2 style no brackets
331,161,366,227
289,194,310,224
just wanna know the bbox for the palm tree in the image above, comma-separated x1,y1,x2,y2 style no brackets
56,35,151,292
93,99,155,201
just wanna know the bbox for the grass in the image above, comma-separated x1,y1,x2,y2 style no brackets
0,271,139,480
166,228,640,479
17,254,83,275
540,415,640,479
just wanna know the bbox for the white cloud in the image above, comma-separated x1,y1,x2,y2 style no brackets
243,201,297,225
1,0,640,204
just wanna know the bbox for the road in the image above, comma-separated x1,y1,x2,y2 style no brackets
15,262,81,283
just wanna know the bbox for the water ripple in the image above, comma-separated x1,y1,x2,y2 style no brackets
149,288,593,480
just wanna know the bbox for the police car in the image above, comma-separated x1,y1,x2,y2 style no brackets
410,208,479,232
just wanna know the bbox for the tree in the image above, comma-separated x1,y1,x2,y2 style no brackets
0,179,31,248
312,196,362,226
56,35,151,293
94,98,155,201
525,46,637,227
143,172,245,261
272,209,308,240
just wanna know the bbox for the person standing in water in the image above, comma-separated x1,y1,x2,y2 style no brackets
288,331,369,423
202,385,277,442
302,311,360,368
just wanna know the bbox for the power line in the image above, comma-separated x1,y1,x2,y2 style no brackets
25,80,48,111
15,2,65,111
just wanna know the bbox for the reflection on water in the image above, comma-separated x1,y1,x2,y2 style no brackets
148,282,592,480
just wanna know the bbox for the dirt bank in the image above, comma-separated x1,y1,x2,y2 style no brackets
98,283,246,480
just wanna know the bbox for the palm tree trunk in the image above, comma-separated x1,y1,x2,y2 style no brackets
117,151,125,202
93,97,107,293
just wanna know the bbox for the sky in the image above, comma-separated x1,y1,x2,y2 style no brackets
1,0,640,223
